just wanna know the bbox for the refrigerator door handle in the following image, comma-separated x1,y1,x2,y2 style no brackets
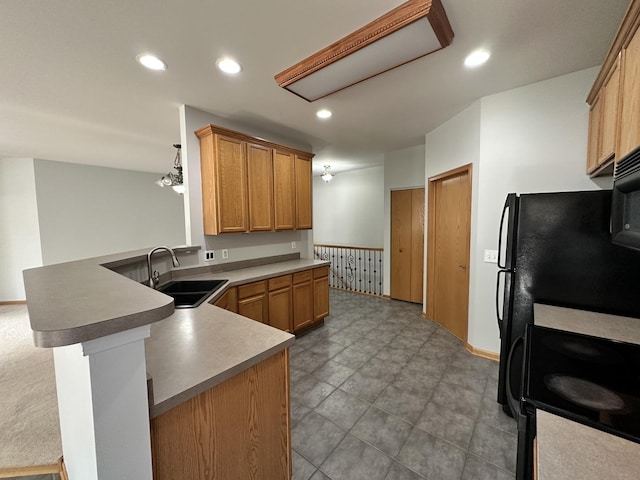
498,197,511,270
496,269,509,335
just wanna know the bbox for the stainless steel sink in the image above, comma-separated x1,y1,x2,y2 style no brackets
157,279,227,308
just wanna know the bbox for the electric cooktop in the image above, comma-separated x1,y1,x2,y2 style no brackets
524,324,640,443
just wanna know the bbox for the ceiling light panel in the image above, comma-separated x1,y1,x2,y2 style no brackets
275,0,453,102
464,49,491,68
316,109,332,119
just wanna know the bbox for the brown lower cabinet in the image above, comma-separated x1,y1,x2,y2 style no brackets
212,266,329,334
237,281,268,323
151,350,290,480
268,275,293,332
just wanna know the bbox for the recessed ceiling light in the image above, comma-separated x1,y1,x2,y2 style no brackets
137,54,167,71
464,49,491,68
316,109,332,119
216,58,242,74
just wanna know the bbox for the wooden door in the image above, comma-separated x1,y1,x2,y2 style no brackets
618,25,640,158
587,94,603,173
273,150,295,230
426,164,472,342
313,267,330,321
390,188,424,303
292,271,313,332
214,134,247,233
295,155,313,229
247,142,274,231
213,287,238,313
600,56,621,163
268,275,293,332
237,281,268,323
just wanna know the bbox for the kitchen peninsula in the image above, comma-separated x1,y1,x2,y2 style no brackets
19,247,329,480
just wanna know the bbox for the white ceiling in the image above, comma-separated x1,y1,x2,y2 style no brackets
0,0,629,176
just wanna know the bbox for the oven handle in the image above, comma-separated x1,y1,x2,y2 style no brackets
496,269,509,334
497,196,510,270
505,335,525,418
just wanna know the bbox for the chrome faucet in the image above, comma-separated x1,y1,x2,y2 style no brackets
147,246,180,289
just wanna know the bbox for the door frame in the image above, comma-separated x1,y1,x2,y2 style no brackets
425,163,473,339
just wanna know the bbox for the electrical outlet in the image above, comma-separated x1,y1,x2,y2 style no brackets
291,241,296,249
222,249,229,259
204,250,215,261
484,249,498,263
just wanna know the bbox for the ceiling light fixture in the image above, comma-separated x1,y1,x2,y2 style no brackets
216,58,242,74
464,49,491,68
274,0,453,102
158,144,185,194
316,109,332,119
137,54,167,71
321,165,334,182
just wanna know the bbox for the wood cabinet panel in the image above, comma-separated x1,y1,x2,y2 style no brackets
151,350,290,480
247,142,274,231
197,124,313,234
214,135,248,233
587,94,603,173
295,155,312,229
292,280,313,332
273,150,296,230
238,280,267,299
313,274,329,322
269,274,292,290
213,287,238,313
268,286,293,333
293,270,313,284
600,57,621,163
619,26,640,159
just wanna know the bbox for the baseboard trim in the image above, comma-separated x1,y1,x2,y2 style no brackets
0,300,27,305
465,343,499,362
330,287,386,299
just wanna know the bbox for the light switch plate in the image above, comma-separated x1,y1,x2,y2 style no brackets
204,250,215,262
222,249,229,259
291,241,296,249
484,249,498,263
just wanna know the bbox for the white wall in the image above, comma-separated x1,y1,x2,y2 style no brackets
179,105,314,264
313,166,384,248
383,145,426,296
425,67,609,353
33,159,186,265
0,158,43,301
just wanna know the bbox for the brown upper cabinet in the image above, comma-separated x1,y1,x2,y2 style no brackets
586,0,640,176
196,124,314,235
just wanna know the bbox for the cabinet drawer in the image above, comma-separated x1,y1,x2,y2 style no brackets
269,274,292,290
238,280,266,299
313,266,329,279
293,270,312,284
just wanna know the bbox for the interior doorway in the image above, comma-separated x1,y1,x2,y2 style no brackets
390,188,425,303
426,164,472,341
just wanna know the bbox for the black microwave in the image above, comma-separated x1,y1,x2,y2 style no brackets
612,145,640,251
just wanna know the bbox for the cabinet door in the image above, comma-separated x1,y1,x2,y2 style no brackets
292,280,313,332
238,281,268,323
268,287,292,332
238,294,268,323
295,155,312,230
273,150,295,230
214,134,248,233
618,26,640,159
587,95,603,174
313,267,329,322
247,142,274,231
600,56,621,164
213,287,238,313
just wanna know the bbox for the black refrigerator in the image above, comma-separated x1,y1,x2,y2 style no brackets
496,189,640,415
